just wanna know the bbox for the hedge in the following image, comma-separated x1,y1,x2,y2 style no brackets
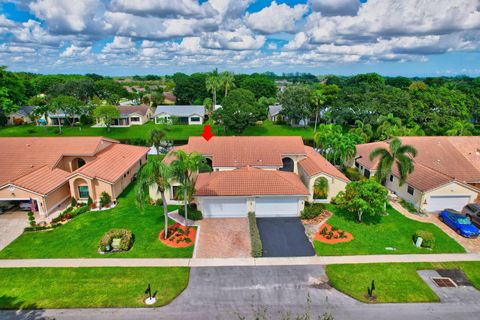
99,229,134,252
248,212,263,257
178,204,203,221
301,203,326,220
414,230,435,249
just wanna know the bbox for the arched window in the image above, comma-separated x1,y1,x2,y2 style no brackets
314,177,329,200
280,157,294,172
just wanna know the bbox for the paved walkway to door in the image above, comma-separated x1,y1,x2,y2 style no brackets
0,210,28,251
257,217,315,257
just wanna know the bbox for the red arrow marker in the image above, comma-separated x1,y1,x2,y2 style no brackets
201,124,215,141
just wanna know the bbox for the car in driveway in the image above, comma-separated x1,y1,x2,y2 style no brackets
439,209,480,238
462,203,480,227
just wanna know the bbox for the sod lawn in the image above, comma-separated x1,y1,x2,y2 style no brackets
326,261,480,303
0,184,191,259
0,267,189,309
313,204,465,256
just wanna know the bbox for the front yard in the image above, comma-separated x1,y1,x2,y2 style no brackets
326,261,480,303
0,184,192,259
0,267,189,308
313,204,465,255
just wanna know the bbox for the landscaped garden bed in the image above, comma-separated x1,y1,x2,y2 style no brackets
159,223,196,248
99,228,134,253
315,224,353,244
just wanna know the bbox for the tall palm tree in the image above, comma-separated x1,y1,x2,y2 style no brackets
206,72,221,107
219,71,235,97
349,120,373,143
135,158,172,239
170,150,210,224
369,137,417,185
310,89,325,133
376,113,402,140
149,129,166,158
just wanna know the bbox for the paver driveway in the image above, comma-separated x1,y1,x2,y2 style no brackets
256,217,315,257
0,210,28,251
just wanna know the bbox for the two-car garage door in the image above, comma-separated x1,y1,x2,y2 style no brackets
426,195,471,212
200,197,300,218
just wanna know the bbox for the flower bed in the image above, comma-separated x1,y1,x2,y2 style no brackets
99,229,134,253
302,209,332,225
315,223,353,244
159,223,196,248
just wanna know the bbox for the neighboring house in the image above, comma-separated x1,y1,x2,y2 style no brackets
46,111,81,126
267,104,309,126
153,136,349,218
5,106,36,125
0,137,149,217
163,92,176,104
354,136,480,212
94,105,153,127
154,105,205,125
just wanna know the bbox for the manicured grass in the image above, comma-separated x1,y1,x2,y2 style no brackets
326,261,480,303
313,204,465,255
242,121,314,138
0,267,189,309
0,184,192,258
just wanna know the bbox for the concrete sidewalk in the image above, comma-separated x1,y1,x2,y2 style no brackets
0,253,478,268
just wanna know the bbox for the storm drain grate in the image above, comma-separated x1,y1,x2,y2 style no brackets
432,277,457,288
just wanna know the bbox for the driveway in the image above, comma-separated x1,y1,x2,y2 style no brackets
0,210,28,251
430,214,480,253
195,218,251,258
256,217,315,257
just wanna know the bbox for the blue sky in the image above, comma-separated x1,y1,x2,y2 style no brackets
0,0,479,76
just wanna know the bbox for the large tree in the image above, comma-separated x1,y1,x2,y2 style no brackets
92,104,120,132
369,137,417,185
278,85,312,127
49,95,83,128
219,71,235,97
239,74,276,99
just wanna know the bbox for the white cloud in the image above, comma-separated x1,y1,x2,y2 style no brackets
246,1,307,34
108,0,216,19
309,0,361,16
201,25,266,50
60,44,92,57
102,36,136,53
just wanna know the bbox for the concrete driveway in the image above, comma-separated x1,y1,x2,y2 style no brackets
257,217,315,257
430,214,480,253
0,210,28,251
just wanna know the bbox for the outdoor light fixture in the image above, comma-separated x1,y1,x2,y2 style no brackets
8,185,15,194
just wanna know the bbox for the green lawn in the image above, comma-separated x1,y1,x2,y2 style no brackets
0,184,192,258
314,204,465,255
0,267,189,309
326,261,480,303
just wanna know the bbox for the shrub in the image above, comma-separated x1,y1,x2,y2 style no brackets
27,211,35,227
155,198,163,207
248,212,262,257
178,204,203,221
301,203,325,219
414,230,435,249
400,199,418,214
71,197,77,207
343,167,366,181
99,229,134,252
87,196,93,207
99,192,111,208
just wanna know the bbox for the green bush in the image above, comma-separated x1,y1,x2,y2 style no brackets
248,212,263,257
155,198,163,207
99,192,111,208
87,196,93,207
414,230,435,249
99,229,134,252
342,167,366,181
27,211,36,227
178,204,203,221
301,203,326,219
71,197,77,207
400,199,418,214
24,224,60,232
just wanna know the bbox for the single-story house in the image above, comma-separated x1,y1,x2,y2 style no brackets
5,106,36,125
267,104,309,126
354,136,480,212
153,136,349,218
0,137,149,217
46,111,81,126
94,105,153,127
154,105,205,125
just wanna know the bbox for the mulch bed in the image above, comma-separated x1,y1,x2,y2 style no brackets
159,223,196,248
301,210,333,225
314,223,354,244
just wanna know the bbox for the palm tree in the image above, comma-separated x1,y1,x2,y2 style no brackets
135,158,172,239
376,113,402,140
369,137,417,185
219,71,235,97
149,129,166,158
310,89,325,133
446,121,474,136
170,150,210,225
206,72,221,108
349,120,373,143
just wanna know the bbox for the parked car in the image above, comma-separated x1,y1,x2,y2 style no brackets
462,203,480,227
0,201,15,214
19,202,32,211
439,209,480,238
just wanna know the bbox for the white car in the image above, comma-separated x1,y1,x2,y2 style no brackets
19,202,32,211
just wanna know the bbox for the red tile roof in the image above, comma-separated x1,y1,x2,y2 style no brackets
299,146,349,182
195,167,309,196
11,166,70,195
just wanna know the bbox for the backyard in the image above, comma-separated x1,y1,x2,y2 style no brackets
0,267,189,308
0,184,192,259
327,261,480,303
313,204,465,255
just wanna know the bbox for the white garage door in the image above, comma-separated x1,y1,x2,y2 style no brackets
255,197,299,217
201,198,248,217
427,195,471,212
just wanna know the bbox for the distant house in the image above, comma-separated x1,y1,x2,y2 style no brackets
47,111,81,126
94,105,153,127
268,104,282,122
163,92,176,104
5,106,36,125
154,105,205,125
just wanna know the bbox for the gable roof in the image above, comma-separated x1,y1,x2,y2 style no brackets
195,166,309,196
118,105,150,117
8,166,70,195
154,105,205,117
268,105,282,117
299,146,349,182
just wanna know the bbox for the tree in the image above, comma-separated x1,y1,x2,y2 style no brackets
93,104,120,132
310,89,325,132
278,85,312,127
239,74,277,99
219,71,235,97
49,95,83,128
337,179,388,223
135,157,172,239
314,177,329,199
49,78,96,102
150,128,166,158
170,150,210,225
445,120,474,136
206,71,221,107
369,137,417,185
173,72,209,105
314,124,360,165
0,87,17,114
376,113,403,140
203,97,213,114
94,79,129,104
349,120,373,143
150,89,164,107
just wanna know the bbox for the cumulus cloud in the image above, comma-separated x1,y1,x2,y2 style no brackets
108,0,216,19
246,1,307,34
309,0,361,16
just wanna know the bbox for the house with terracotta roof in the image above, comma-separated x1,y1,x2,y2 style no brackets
0,137,149,217
155,136,349,218
354,137,480,213
94,105,153,127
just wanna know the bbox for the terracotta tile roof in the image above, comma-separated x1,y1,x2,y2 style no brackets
174,136,306,167
11,166,70,195
0,137,116,188
299,146,349,182
71,143,149,183
118,105,150,116
195,167,309,196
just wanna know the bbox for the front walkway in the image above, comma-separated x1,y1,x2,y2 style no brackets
0,253,478,268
